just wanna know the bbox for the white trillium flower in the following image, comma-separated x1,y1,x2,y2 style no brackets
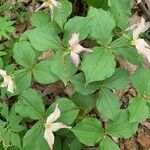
0,69,14,93
69,33,92,67
36,0,60,20
44,104,71,150
132,17,150,62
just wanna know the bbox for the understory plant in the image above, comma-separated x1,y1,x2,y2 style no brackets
0,0,150,149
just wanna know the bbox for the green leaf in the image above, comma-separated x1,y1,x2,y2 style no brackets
108,0,131,29
132,66,150,97
70,138,82,150
99,137,120,150
87,7,116,45
111,36,143,64
14,69,32,93
103,68,129,90
51,51,77,85
71,93,95,113
70,72,100,95
27,24,62,51
107,110,138,138
128,97,149,123
96,88,120,120
47,98,79,125
54,137,62,150
85,0,108,9
0,102,9,120
23,121,49,150
72,118,104,146
54,0,72,29
31,11,50,28
13,41,36,67
33,60,58,84
81,47,116,84
0,17,15,39
10,132,21,149
15,89,45,120
63,16,91,42
8,106,24,132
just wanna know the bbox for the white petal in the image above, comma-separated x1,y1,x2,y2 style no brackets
70,52,80,67
50,4,54,20
69,33,80,48
51,122,71,132
135,39,150,62
46,104,60,125
44,128,54,150
74,44,92,54
51,0,59,7
0,69,7,77
7,79,14,93
133,17,150,40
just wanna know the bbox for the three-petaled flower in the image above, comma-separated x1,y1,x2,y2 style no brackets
36,0,60,20
0,69,14,93
69,33,92,67
44,104,71,150
131,17,150,62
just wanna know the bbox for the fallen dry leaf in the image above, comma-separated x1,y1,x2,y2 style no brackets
137,126,150,148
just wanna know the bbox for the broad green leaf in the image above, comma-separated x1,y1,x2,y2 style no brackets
15,89,45,120
10,132,21,149
47,98,79,125
70,138,82,150
86,0,108,9
99,137,120,150
70,73,100,95
87,7,116,45
103,68,129,90
1,128,10,145
23,121,49,150
51,51,77,85
72,118,104,146
107,110,138,138
71,93,95,113
62,138,82,150
111,36,143,64
108,0,131,29
132,66,150,97
0,102,9,120
13,41,36,67
31,11,50,28
128,97,149,123
0,120,6,132
0,17,15,39
27,24,62,51
54,137,62,150
33,60,59,84
81,47,116,84
63,16,91,42
96,88,120,120
8,106,25,132
54,0,72,29
14,69,32,93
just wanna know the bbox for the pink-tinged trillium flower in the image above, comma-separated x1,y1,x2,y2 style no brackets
36,0,60,20
132,17,150,62
69,33,92,67
0,69,14,93
44,104,71,150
